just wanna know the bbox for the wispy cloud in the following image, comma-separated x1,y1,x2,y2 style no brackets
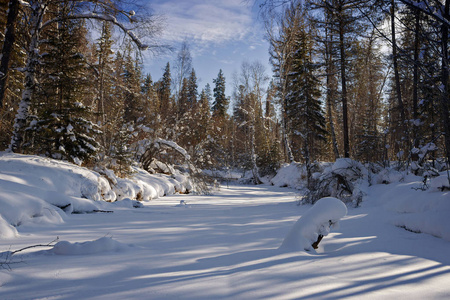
151,0,254,51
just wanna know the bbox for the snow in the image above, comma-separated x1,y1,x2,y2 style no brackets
0,215,18,239
270,162,305,189
49,237,133,255
429,175,450,191
280,197,347,251
0,155,450,299
0,152,193,228
367,180,450,242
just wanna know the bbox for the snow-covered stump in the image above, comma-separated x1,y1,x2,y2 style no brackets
280,197,347,252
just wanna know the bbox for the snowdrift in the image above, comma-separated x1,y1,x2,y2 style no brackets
272,159,450,243
49,237,132,255
270,163,306,189
0,153,192,236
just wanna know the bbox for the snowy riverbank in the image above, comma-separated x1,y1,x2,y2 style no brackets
0,154,449,299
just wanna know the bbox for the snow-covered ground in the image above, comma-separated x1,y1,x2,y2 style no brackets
1,154,450,299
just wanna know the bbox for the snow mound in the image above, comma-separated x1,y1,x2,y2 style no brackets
0,153,113,201
270,163,304,189
0,215,18,238
379,179,450,241
428,175,450,191
0,188,65,228
280,197,347,252
0,153,194,236
112,198,143,208
175,200,190,207
50,237,131,255
376,168,404,184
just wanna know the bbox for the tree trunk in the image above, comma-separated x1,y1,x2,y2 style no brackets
250,121,262,184
325,24,340,160
391,0,408,158
9,2,46,152
441,0,450,165
338,10,350,158
412,10,420,163
0,0,20,108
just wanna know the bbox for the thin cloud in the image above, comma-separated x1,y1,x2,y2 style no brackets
151,0,254,47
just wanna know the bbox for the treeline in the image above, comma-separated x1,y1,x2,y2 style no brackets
260,0,449,176
0,0,449,182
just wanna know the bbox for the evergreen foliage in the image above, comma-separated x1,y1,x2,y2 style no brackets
24,4,99,164
212,69,229,119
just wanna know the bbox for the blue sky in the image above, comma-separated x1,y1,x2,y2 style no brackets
142,0,272,98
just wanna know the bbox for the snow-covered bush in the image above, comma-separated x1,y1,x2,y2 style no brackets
304,158,368,206
270,163,305,189
135,138,213,194
280,197,347,252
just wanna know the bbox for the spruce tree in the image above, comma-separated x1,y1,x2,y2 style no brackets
187,68,198,108
26,3,99,164
212,69,229,118
158,62,173,121
285,11,327,167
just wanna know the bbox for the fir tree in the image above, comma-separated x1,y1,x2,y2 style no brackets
25,4,99,164
187,68,198,108
212,69,229,118
158,62,173,121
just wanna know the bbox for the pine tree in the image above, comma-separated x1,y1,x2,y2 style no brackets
285,8,326,182
25,3,99,164
212,69,229,119
141,73,159,131
187,68,198,108
191,88,213,167
178,77,189,114
158,62,173,122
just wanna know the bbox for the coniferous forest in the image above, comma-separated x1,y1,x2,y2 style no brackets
0,0,449,185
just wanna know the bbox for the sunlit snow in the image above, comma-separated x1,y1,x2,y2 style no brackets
0,153,449,299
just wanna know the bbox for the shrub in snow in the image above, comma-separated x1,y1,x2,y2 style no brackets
304,158,367,206
137,138,214,194
280,197,347,252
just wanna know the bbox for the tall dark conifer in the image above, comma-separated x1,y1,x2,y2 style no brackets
285,4,326,173
212,69,229,118
26,2,99,164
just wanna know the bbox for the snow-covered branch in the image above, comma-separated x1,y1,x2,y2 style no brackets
155,138,191,161
42,13,149,50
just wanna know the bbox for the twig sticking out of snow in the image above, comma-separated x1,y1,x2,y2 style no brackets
1,237,59,270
